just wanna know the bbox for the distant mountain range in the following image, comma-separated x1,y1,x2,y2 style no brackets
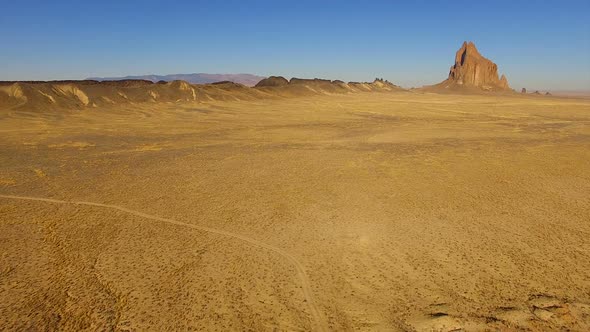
86,73,266,87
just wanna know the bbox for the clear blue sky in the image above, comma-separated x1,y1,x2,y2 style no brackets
1,0,589,90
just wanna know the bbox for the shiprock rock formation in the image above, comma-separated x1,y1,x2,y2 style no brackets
425,41,511,93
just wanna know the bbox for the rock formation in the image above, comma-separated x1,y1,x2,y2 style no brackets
499,75,509,89
1,76,404,111
289,78,332,85
522,88,527,93
253,76,401,95
254,76,289,87
431,41,511,91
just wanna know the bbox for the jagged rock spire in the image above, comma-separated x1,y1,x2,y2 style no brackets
446,41,510,90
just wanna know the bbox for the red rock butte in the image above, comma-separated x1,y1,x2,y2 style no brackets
434,41,510,91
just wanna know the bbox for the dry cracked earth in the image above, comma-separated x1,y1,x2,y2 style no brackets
1,92,590,331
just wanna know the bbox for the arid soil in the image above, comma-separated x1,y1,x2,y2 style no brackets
1,92,589,331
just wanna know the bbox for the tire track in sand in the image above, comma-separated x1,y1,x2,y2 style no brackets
0,194,328,332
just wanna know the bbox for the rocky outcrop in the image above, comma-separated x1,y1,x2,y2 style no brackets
289,78,332,85
522,88,527,94
0,76,405,111
429,41,511,92
499,75,509,89
0,80,259,111
253,76,403,97
254,76,289,87
371,78,399,88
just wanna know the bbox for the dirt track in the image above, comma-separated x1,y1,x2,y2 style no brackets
0,193,328,331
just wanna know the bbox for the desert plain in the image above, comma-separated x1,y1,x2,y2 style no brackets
1,91,590,331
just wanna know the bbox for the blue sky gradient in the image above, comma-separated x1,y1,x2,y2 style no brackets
1,0,589,90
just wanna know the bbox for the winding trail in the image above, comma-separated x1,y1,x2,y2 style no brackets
0,194,328,332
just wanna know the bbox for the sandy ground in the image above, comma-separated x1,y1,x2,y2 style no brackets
1,92,589,331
